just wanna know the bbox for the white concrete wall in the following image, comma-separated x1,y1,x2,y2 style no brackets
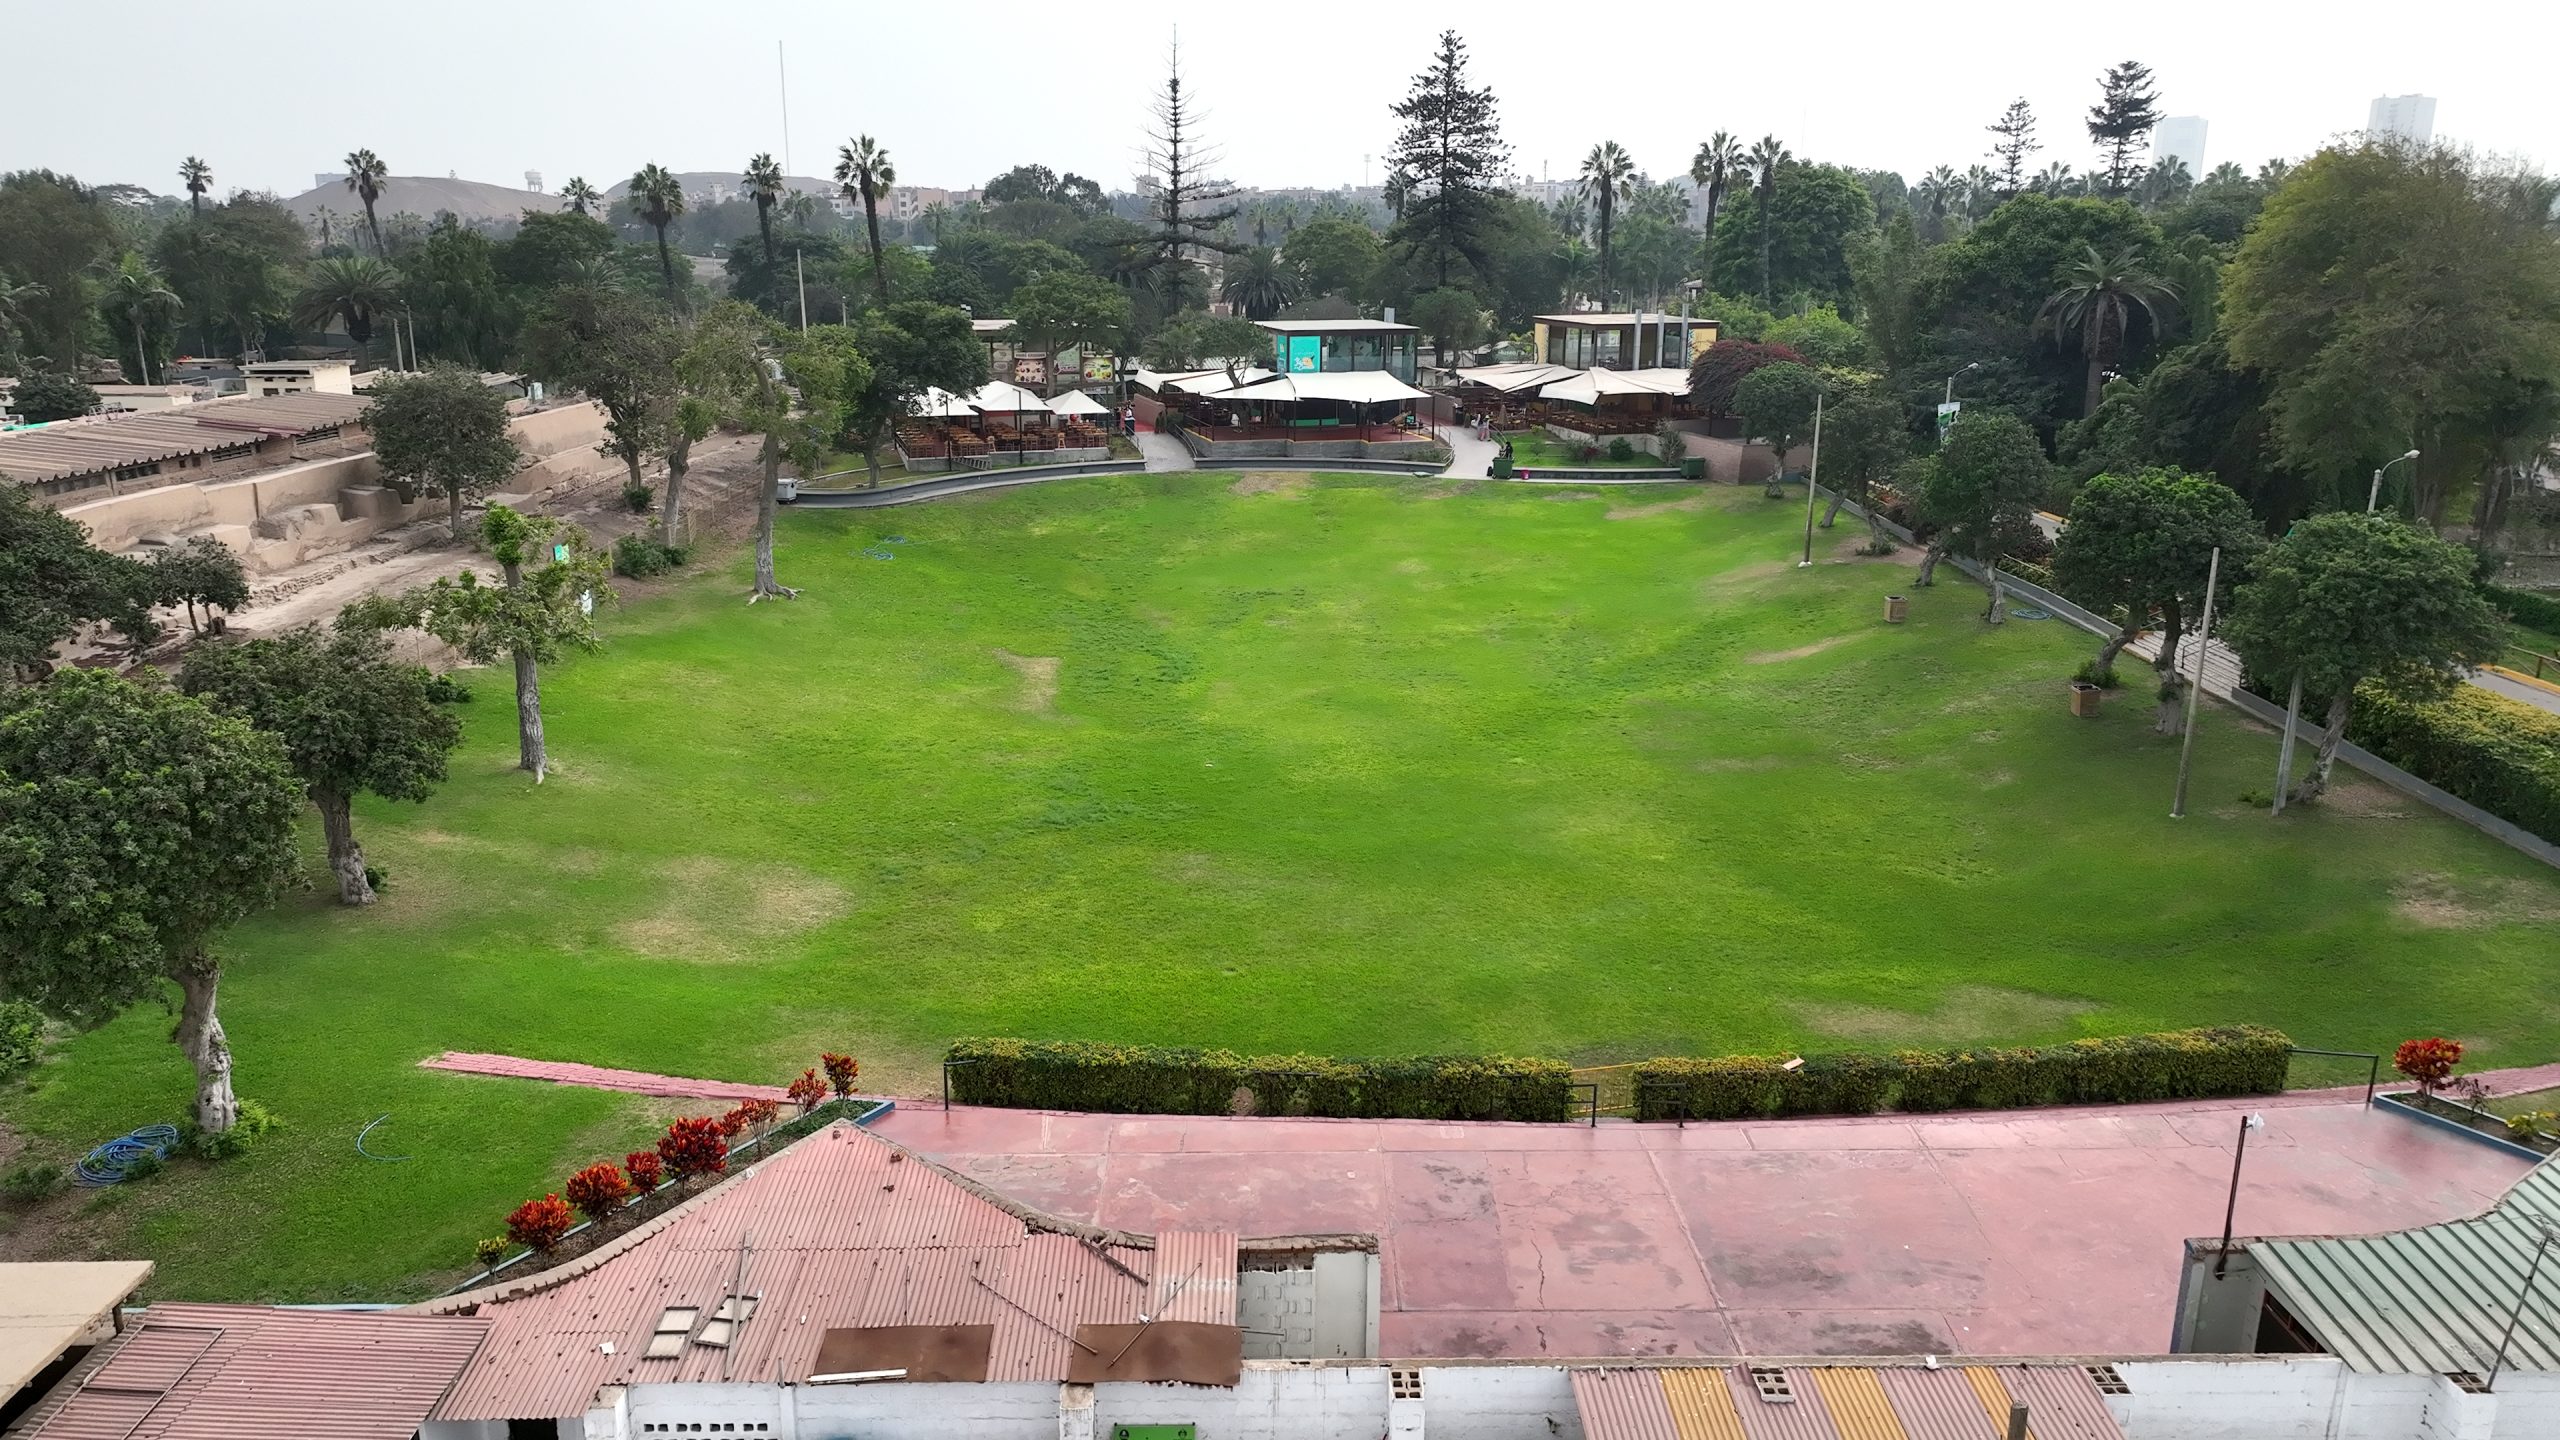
1102,1368,1388,1440
1237,1254,1379,1361
1420,1365,1582,1440
2110,1359,2560,1440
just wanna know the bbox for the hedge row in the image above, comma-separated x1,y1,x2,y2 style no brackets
2491,584,2560,639
1632,1026,2291,1121
2350,684,2560,843
944,1039,1574,1122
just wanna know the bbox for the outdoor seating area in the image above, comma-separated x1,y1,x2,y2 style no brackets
890,381,1115,471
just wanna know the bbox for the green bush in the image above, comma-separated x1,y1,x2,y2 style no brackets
612,534,689,579
1634,1026,2290,1120
3,1160,64,1204
2349,684,2560,842
1606,437,1637,463
945,1039,1573,1122
0,999,43,1079
422,673,474,705
179,1099,282,1161
2489,584,2560,638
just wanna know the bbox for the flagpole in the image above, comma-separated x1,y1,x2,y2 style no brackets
1799,391,1823,567
2171,546,2223,819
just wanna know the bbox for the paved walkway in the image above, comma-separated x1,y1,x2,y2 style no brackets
872,1085,2544,1360
1134,425,1196,472
419,1051,790,1102
1441,429,1498,479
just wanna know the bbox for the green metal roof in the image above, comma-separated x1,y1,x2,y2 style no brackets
2255,1157,2560,1374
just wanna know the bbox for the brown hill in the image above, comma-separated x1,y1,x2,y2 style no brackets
278,175,565,226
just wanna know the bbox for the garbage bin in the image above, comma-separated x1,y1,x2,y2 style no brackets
1491,456,1515,479
776,476,801,504
2069,681,2103,717
1884,595,1909,624
1681,456,1706,480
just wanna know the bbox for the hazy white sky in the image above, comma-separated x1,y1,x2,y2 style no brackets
5,2,2547,200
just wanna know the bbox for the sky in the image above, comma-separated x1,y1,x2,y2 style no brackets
5,2,2549,202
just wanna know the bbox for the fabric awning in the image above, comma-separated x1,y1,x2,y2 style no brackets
1152,366,1278,398
1222,371,1430,406
1045,390,1110,416
966,381,1052,414
911,387,974,417
1453,363,1580,394
1537,367,1694,405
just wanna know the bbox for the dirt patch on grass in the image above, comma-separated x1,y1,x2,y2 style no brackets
2317,780,2413,819
1606,496,1706,521
1746,634,1855,664
1535,490,1603,503
1796,985,2099,1046
2392,873,2560,930
1694,755,1783,773
613,856,853,962
1702,560,1788,594
993,649,1060,712
1229,472,1311,497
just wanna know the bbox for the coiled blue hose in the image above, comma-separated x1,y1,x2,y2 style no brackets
76,1124,179,1186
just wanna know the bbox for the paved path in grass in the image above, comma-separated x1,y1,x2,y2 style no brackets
872,1074,2555,1361
1441,428,1497,479
1134,424,1196,472
418,1051,789,1102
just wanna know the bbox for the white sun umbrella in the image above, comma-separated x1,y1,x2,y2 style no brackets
911,387,973,418
966,380,1053,415
1046,390,1110,417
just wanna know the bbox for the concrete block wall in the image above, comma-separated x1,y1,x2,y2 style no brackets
1238,1253,1379,1360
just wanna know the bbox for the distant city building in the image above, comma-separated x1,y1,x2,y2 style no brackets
524,170,543,193
2367,93,2437,144
2152,117,2208,177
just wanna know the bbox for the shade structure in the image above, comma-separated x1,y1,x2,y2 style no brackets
1221,370,1430,406
1045,389,1110,416
964,380,1053,414
911,387,975,417
1452,362,1580,394
1536,367,1694,406
1147,366,1279,398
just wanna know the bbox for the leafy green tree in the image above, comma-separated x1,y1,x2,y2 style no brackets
626,163,688,301
1745,136,1792,302
396,218,507,365
751,326,874,598
1709,160,1876,308
2037,243,2177,417
1219,247,1294,321
1580,141,1636,302
1916,411,2051,610
1765,306,1871,371
0,668,301,1132
361,506,610,779
1987,100,2039,193
342,148,390,253
179,156,213,215
2221,512,2505,798
1134,48,1239,313
0,483,154,680
834,136,896,303
101,251,179,386
1813,385,1912,530
1410,287,1485,367
1848,210,1926,373
724,228,847,322
0,171,120,370
1138,311,1271,373
743,153,785,263
181,626,461,904
152,194,305,356
2085,62,2163,197
1689,132,1746,283
2051,470,2261,729
559,177,600,216
148,535,248,637
1385,30,1510,291
292,255,399,347
2221,141,2560,527
9,370,98,422
523,286,683,503
363,365,522,538
1689,338,1808,419
1010,269,1130,382
1736,361,1822,494
494,210,615,293
843,301,990,487
661,302,769,545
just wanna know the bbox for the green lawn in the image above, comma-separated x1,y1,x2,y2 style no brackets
9,473,2560,1301
1504,431,1667,468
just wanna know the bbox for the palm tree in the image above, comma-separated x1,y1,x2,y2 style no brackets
342,149,389,254
1547,193,1588,242
743,153,785,263
2030,163,2077,196
1689,131,1744,288
560,177,600,216
2037,244,2178,416
1382,166,1413,223
309,205,341,251
1580,141,1637,307
1747,135,1791,303
833,136,896,303
1556,237,1595,306
0,275,48,360
1219,247,1294,321
921,202,952,244
626,163,687,301
2204,162,2249,188
1962,164,1999,221
102,252,179,385
1918,165,1960,219
179,157,213,216
292,255,401,347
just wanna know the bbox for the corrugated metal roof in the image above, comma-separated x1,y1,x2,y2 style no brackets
422,1122,1236,1420
0,393,367,483
1573,1366,2122,1440
2253,1155,2560,1374
13,1304,489,1440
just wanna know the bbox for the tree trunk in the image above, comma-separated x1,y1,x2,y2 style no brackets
662,434,693,547
864,430,883,489
751,430,797,600
184,598,200,637
1819,493,1845,528
656,228,676,300
2093,627,2134,676
1982,551,2005,623
314,786,374,905
174,955,238,1134
2299,692,2353,801
757,203,775,264
1916,541,1944,586
513,645,546,778
864,197,888,302
448,481,466,540
2083,353,2105,418
2152,608,2188,736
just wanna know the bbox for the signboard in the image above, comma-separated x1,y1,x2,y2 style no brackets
1286,335,1322,373
1012,354,1050,388
1082,355,1117,381
1935,400,1962,443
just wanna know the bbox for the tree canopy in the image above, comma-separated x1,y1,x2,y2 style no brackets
1385,30,1510,291
0,483,155,678
2051,468,2261,683
362,365,523,537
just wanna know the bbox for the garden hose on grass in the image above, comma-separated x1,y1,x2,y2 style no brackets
356,1113,411,1162
76,1124,178,1186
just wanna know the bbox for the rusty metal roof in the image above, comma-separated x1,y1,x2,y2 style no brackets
1572,1365,2124,1440
421,1121,1235,1420
0,393,367,484
11,1304,489,1440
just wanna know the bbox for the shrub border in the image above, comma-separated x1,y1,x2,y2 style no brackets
943,1039,1573,1123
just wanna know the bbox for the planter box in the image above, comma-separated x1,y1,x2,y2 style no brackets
2374,1090,2557,1161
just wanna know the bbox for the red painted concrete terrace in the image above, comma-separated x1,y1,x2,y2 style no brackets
423,1050,2556,1361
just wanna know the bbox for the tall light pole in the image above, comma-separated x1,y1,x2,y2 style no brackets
2367,449,2420,514
1799,390,1824,567
2484,1220,2559,1392
1943,361,1980,405
2213,1112,2265,1278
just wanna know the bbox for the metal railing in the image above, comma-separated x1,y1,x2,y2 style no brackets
2503,645,2558,680
2288,1046,2382,1105
1567,1082,1599,1128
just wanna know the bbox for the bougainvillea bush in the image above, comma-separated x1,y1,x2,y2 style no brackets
657,1117,728,1179
505,1193,574,1251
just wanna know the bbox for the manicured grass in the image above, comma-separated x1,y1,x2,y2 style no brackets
9,474,2560,1301
1504,431,1665,468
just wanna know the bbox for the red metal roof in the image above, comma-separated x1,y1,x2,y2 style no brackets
1571,1365,2125,1440
13,1304,489,1440
423,1121,1235,1421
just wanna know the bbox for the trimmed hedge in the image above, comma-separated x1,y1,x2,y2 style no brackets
1633,1026,2291,1121
2490,584,2560,639
944,1039,1573,1122
2350,684,2560,843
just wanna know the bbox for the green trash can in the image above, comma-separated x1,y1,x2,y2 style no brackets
1491,456,1515,479
1681,456,1706,480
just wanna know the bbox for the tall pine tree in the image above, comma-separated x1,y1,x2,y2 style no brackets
2087,62,2163,198
1987,99,2038,194
1385,30,1510,291
1138,39,1239,314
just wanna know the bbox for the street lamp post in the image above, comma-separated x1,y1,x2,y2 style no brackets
2213,1112,2266,1278
2484,1220,2559,1392
2367,449,2421,514
1943,361,1980,406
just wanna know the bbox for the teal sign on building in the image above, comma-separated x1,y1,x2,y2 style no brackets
1287,336,1322,373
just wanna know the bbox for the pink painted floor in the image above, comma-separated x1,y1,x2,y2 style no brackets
870,1085,2542,1361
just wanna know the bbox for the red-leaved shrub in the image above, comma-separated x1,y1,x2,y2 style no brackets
822,1052,860,1098
719,1098,780,1137
787,1068,828,1113
657,1117,729,1179
564,1162,633,1224
624,1150,665,1193
505,1193,574,1251
2395,1037,2464,1095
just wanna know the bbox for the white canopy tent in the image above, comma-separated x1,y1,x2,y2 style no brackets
1044,389,1110,417
1221,370,1430,406
1452,362,1580,394
911,387,976,418
1139,366,1278,398
965,380,1053,415
1535,368,1693,406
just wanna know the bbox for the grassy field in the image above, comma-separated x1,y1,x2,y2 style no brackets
1504,432,1667,468
8,473,2559,1301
